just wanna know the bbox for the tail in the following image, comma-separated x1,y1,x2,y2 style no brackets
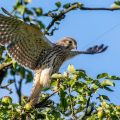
27,72,43,106
28,68,52,106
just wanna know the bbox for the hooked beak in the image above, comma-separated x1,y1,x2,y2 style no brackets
72,45,77,51
74,44,77,50
75,45,77,49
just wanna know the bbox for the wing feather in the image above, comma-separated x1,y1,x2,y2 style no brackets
0,12,53,70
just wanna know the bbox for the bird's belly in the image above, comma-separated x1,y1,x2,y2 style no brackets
40,68,52,87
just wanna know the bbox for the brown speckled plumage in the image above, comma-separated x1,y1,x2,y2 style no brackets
0,9,108,106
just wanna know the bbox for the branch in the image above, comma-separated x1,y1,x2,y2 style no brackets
18,78,23,104
68,86,76,120
44,3,81,35
0,70,7,85
0,61,13,71
81,6,120,11
13,76,23,104
0,61,13,86
85,96,94,116
81,92,94,120
0,80,14,94
44,2,120,35
35,90,58,108
46,27,59,36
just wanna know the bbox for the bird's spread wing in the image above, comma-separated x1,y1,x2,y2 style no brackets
68,44,108,59
0,9,53,70
80,44,108,54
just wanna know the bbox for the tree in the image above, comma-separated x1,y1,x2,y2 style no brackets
0,0,120,119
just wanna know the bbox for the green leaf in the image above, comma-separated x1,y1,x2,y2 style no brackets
78,70,87,78
59,90,67,110
104,86,114,92
18,67,25,79
51,73,63,79
38,21,45,29
111,3,120,9
55,1,61,8
100,95,110,101
51,110,61,119
97,73,109,79
63,3,71,9
91,84,99,90
74,81,84,88
108,75,120,80
24,0,31,4
101,80,113,87
68,79,76,87
12,61,17,69
50,80,57,87
26,72,33,83
17,5,25,15
33,8,43,16
114,1,120,6
25,8,33,15
97,73,120,80
4,57,12,63
79,96,84,102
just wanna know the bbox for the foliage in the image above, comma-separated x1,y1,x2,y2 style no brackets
0,65,120,119
0,0,120,120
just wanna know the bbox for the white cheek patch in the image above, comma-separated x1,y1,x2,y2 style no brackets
40,68,52,87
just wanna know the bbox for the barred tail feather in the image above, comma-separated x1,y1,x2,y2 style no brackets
28,71,42,106
28,80,42,106
28,68,52,106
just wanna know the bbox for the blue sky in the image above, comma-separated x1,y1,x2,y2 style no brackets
0,0,120,104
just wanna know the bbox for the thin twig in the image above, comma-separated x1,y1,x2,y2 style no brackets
44,2,120,35
18,78,23,104
35,90,58,108
0,82,13,94
0,69,6,85
81,6,120,11
46,27,59,36
85,96,91,115
44,3,81,34
13,76,23,104
81,93,94,120
68,86,76,120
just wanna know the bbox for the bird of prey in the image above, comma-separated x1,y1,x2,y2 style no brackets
0,8,108,106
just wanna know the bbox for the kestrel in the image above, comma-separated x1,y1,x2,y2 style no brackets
0,8,108,106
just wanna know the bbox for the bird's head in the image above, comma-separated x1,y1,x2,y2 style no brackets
56,37,77,50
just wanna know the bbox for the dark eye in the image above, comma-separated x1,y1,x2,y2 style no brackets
69,41,72,44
